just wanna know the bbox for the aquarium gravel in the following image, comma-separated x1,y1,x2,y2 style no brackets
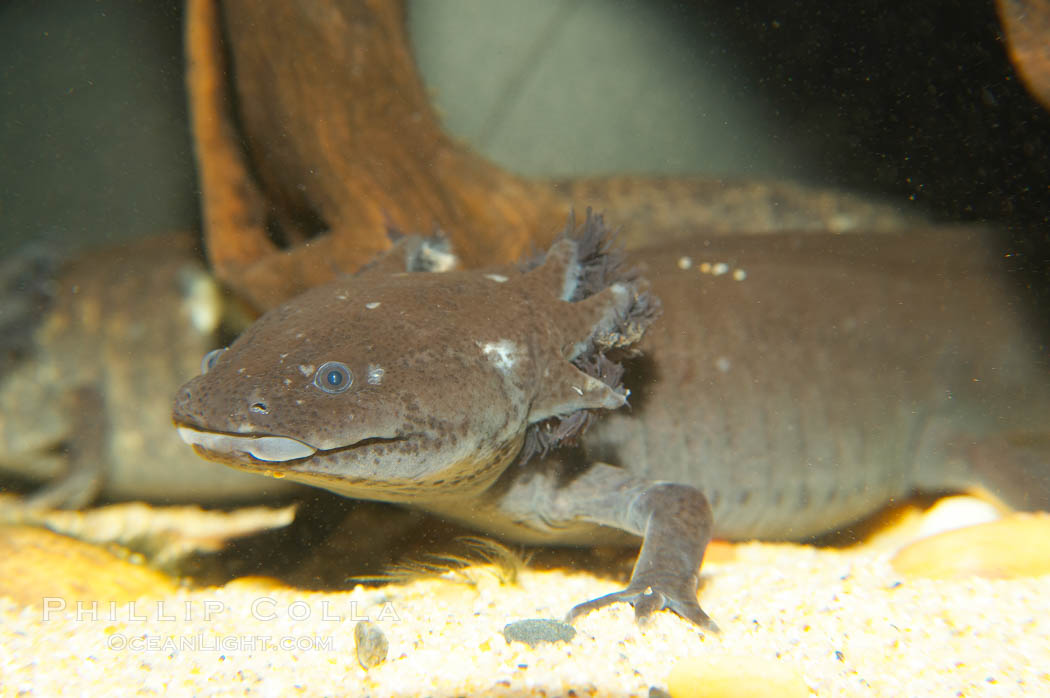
3,520,1049,697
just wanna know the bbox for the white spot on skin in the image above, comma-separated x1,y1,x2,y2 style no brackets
677,256,693,270
715,356,731,373
298,364,315,377
237,367,246,374
572,385,584,395
479,340,519,375
336,292,348,301
483,273,508,283
365,301,381,310
283,378,292,386
295,333,305,339
367,365,385,385
698,260,743,280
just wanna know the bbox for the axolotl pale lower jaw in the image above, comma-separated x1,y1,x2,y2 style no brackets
174,213,1050,631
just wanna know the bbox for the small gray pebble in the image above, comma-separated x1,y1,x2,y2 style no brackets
354,621,389,668
503,618,576,647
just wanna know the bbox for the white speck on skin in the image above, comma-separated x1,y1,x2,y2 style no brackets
283,378,292,386
295,333,305,340
712,262,729,276
479,340,519,375
295,400,303,406
677,256,693,270
715,356,731,373
365,301,381,310
572,385,584,395
336,293,348,301
367,365,385,385
299,364,315,377
732,268,747,281
483,274,508,283
237,367,246,374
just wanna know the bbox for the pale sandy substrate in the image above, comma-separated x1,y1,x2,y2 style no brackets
3,537,1048,697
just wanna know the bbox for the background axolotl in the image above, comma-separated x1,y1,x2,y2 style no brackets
0,233,294,507
173,213,1050,629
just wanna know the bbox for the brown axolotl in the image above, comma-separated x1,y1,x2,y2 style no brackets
173,213,1050,629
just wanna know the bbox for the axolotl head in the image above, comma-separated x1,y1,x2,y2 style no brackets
173,213,656,503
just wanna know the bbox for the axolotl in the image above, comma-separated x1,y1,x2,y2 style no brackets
173,213,1050,629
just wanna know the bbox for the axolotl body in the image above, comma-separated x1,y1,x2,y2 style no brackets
174,214,1050,628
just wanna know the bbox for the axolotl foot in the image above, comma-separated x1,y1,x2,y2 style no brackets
566,574,719,632
543,473,719,632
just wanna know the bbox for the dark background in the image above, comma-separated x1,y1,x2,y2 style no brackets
706,0,1050,286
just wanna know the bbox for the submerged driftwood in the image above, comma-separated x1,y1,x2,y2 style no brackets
186,0,919,310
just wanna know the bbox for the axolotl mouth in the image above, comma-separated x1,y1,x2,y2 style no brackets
175,425,406,466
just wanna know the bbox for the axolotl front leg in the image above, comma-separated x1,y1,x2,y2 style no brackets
489,460,718,630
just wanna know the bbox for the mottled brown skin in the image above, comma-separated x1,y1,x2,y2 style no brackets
174,218,1050,630
0,234,293,506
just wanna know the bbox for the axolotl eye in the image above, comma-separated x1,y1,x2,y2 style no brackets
200,347,227,374
313,361,353,394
